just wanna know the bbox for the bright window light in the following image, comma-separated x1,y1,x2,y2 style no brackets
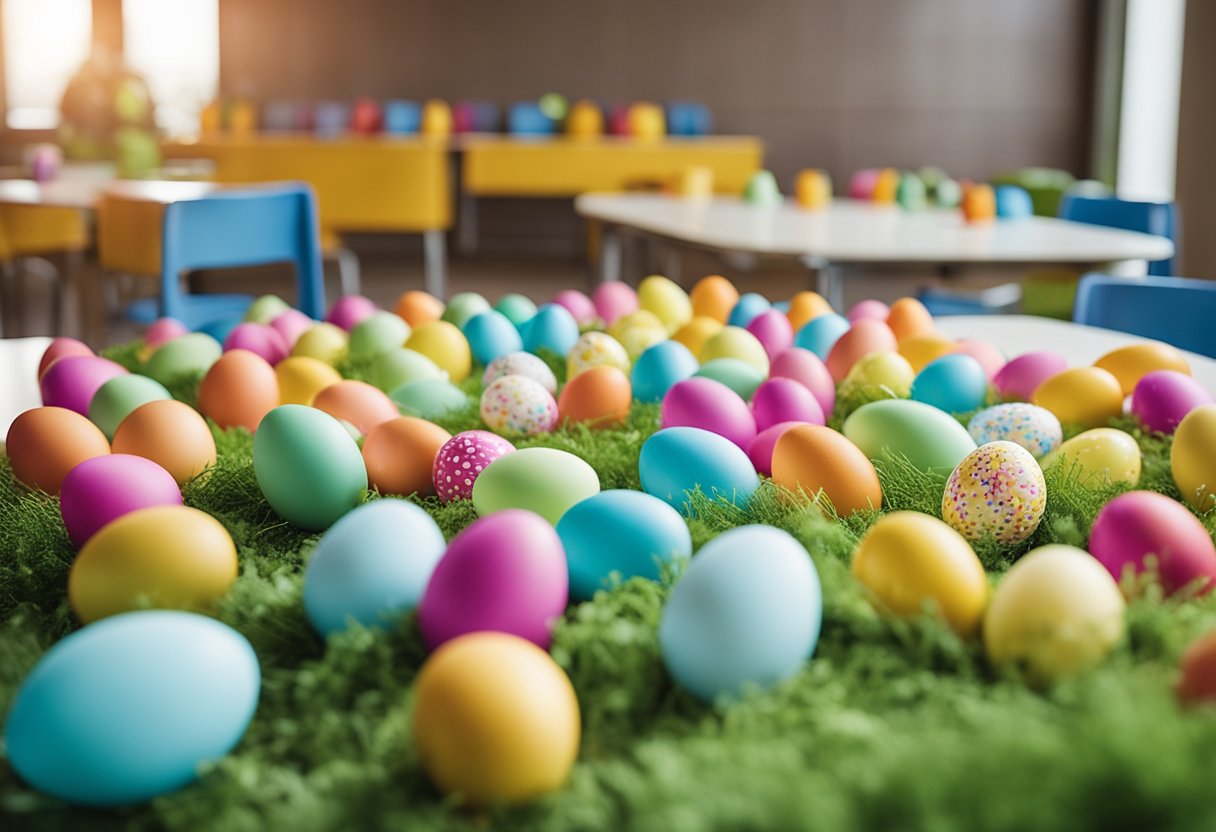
3,0,93,129
122,0,219,137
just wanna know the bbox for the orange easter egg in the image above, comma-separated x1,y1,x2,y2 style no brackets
198,349,280,432
6,406,110,494
962,183,996,223
825,320,898,382
886,297,935,342
362,416,452,496
787,291,834,331
312,380,400,436
557,365,632,429
1032,367,1124,429
395,290,445,328
898,331,956,372
689,275,739,324
672,316,724,357
112,400,216,486
771,424,882,516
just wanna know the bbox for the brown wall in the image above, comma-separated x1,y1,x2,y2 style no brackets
1176,0,1215,279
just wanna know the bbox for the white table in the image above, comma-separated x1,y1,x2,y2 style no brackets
1,335,51,439
575,194,1176,308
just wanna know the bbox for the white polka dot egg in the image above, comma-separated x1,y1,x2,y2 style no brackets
967,403,1062,459
942,441,1047,544
432,430,516,502
483,351,558,394
480,374,559,437
566,331,631,379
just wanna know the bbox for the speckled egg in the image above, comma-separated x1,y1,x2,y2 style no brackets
433,430,516,502
942,441,1046,544
967,403,1063,459
480,375,558,437
483,351,558,394
566,331,631,379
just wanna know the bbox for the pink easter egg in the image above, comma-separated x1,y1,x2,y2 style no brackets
326,295,378,332
1131,370,1214,435
223,322,289,365
746,421,804,477
750,377,825,431
745,308,794,360
144,318,189,350
37,337,93,380
661,377,757,449
417,509,569,650
1089,490,1216,596
432,430,516,503
993,351,1068,401
847,299,890,324
952,339,1006,380
592,281,639,326
848,169,881,200
59,454,183,548
769,348,836,416
270,309,315,348
552,289,597,325
39,355,129,416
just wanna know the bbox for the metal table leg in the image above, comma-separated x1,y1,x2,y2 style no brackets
810,258,845,311
599,224,623,283
423,229,447,299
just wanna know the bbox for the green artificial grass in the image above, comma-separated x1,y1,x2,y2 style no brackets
3,349,1216,831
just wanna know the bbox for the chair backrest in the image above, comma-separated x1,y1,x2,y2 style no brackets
1073,273,1216,358
161,184,325,321
1058,194,1177,276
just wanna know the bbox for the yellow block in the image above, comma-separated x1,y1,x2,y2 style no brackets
0,204,88,260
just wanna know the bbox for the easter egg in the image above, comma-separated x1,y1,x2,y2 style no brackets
1173,405,1216,512
291,323,348,366
694,358,765,400
312,380,400,436
886,297,935,342
1177,630,1216,705
1088,491,1216,596
660,525,821,702
993,351,1068,401
481,375,559,437
631,340,699,403
841,351,915,399
826,320,898,382
770,348,835,416
60,455,181,548
411,632,579,805
551,289,596,324
746,421,802,477
407,321,472,383
591,281,638,326
852,511,987,636
772,424,882,516
362,417,452,496
558,365,631,428
395,290,445,327
746,308,794,360
197,349,280,432
1130,370,1213,434
484,351,558,394
252,405,368,531
269,309,314,349
69,506,237,623
1040,428,1141,488
371,347,445,393
1033,367,1123,429
88,375,171,440
419,510,569,649
244,293,291,324
751,377,825,431
494,293,538,327
40,355,128,415
557,489,691,600
661,377,757,449
843,399,977,475
672,316,724,356
390,378,470,420
472,448,599,524
967,403,1062,458
1095,341,1191,396
983,545,1125,685
942,442,1046,544
38,337,93,378
566,331,631,378
348,310,411,361
463,310,524,366
896,331,956,373
112,400,215,486
786,291,833,331
910,354,989,413
638,274,693,333
521,304,580,357
433,430,516,502
144,333,222,386
6,407,110,494
302,499,446,635
222,322,288,365
952,339,1005,380
727,292,771,328
847,299,889,324
275,355,343,405
609,309,665,341
700,326,770,375
639,427,760,513
440,292,491,330
690,275,740,323
4,611,258,807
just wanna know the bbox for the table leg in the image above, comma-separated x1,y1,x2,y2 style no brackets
423,230,447,300
458,191,479,255
815,261,845,311
600,225,623,283
1105,259,1149,277
662,242,682,283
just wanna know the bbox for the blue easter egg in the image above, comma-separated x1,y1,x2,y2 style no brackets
521,304,580,357
794,313,850,359
911,354,990,413
197,317,241,344
727,292,771,328
4,611,259,806
639,427,760,514
632,341,699,403
303,499,446,636
773,300,791,314
660,525,822,702
556,489,692,600
995,185,1034,219
463,310,524,366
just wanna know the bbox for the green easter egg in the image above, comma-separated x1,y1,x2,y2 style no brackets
145,333,222,385
694,358,765,400
472,447,600,525
439,292,491,330
88,375,172,439
244,295,291,324
494,293,538,327
897,173,928,212
843,399,977,475
936,178,962,209
371,348,446,392
349,311,411,361
743,170,782,206
390,378,471,420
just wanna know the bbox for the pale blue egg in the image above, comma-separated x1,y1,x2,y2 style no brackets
727,292,771,328
4,611,259,807
521,304,580,357
911,354,990,413
462,310,524,366
639,427,760,514
660,525,822,702
632,341,699,403
794,313,850,359
556,489,692,600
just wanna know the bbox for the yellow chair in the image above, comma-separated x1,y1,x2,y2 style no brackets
0,204,89,337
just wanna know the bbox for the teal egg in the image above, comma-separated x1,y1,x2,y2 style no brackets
243,294,291,324
911,354,990,414
896,172,927,211
632,341,699,403
4,611,259,807
472,447,600,524
371,348,445,392
727,293,771,328
145,333,222,385
88,374,172,439
463,310,524,365
556,489,692,600
494,293,538,327
390,378,471,419
694,358,764,400
521,304,580,357
660,525,821,702
253,405,368,531
639,426,760,514
843,398,978,475
440,292,491,329
794,313,850,359
348,311,410,361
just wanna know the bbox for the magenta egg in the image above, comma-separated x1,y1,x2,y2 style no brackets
1131,370,1214,434
661,377,757,449
37,337,93,380
769,348,836,416
1089,490,1216,596
39,355,129,416
592,281,639,326
953,339,1006,380
417,509,568,651
847,299,890,324
325,295,378,332
746,421,803,477
993,351,1068,401
432,430,516,502
551,289,597,325
59,454,183,548
223,322,289,365
751,377,825,431
270,309,314,348
746,308,794,360
144,318,188,350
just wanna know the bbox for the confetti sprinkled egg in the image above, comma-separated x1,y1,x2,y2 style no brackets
967,403,1063,459
566,331,631,379
433,430,516,502
483,352,558,394
480,375,558,437
942,441,1046,544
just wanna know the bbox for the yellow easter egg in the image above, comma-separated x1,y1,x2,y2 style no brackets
1040,427,1141,488
852,511,988,637
983,544,1125,685
1095,341,1191,396
942,442,1046,544
406,320,472,383
567,331,631,378
672,316,724,357
842,351,915,397
609,309,664,340
276,355,343,406
1032,367,1124,429
291,322,348,366
794,168,832,211
69,505,238,624
1172,404,1216,512
872,167,900,203
897,331,956,373
412,632,580,806
637,275,693,334
699,326,770,375
786,291,834,331
689,275,739,324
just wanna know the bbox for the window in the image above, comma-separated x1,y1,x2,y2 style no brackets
3,0,93,129
122,0,219,137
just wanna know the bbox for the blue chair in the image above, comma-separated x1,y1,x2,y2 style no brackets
666,102,712,136
126,184,325,330
917,282,1022,316
1058,194,1177,276
1074,273,1216,358
507,102,556,136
